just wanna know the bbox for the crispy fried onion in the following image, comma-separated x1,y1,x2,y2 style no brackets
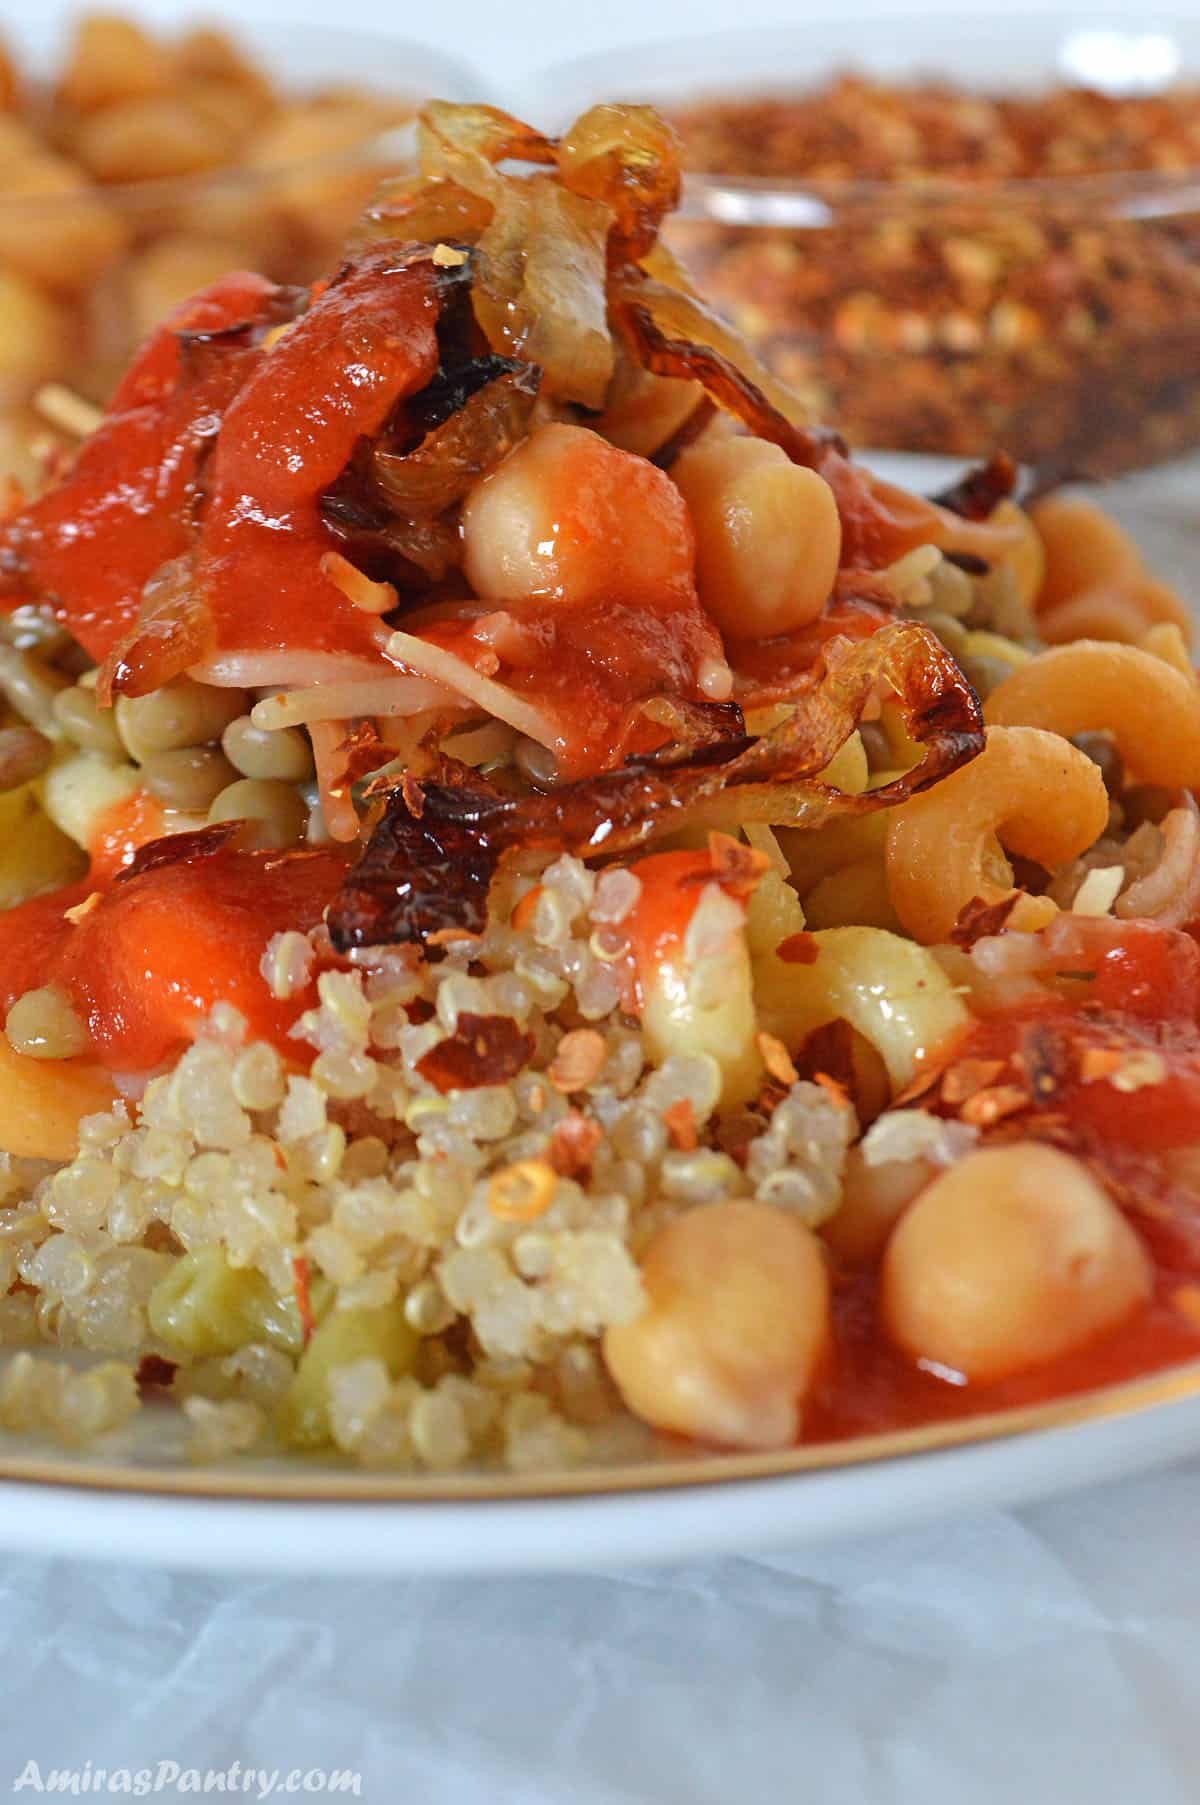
402,102,690,412
329,620,981,949
370,364,540,519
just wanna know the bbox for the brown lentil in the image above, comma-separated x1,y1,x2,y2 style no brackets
51,683,124,756
1071,731,1125,798
115,678,248,762
141,744,238,811
0,723,52,790
221,713,315,783
0,644,69,730
207,775,307,848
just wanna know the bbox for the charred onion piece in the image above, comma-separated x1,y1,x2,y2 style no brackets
370,364,540,518
931,452,1018,521
330,622,982,950
615,276,835,467
557,104,682,262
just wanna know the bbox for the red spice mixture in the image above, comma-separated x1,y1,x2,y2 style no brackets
668,76,1200,473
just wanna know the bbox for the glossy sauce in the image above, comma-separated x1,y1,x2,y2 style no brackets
0,273,281,663
0,841,345,1071
810,927,1200,1441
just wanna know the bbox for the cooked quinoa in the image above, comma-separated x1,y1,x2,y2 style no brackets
0,853,871,1469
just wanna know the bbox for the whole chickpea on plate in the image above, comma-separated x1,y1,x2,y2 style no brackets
0,92,1199,1571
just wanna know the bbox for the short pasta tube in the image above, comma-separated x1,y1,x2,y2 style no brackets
984,642,1200,790
885,725,1109,945
624,849,763,1105
755,925,968,1091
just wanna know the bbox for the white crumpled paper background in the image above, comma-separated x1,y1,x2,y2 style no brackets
2,1458,1198,1802
1,3,1198,1797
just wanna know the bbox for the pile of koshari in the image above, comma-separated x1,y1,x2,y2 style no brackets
0,100,1197,1471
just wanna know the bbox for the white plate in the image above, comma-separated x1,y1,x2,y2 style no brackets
1,451,1198,1573
2,1365,1200,1573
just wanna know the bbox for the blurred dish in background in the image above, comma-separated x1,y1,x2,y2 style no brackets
534,14,1200,478
0,12,471,483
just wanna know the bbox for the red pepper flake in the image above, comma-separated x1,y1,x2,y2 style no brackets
548,1110,604,1177
1080,1046,1125,1083
756,1031,799,1087
415,1011,536,1093
333,719,390,791
401,773,426,818
292,1255,315,1348
812,1070,853,1110
512,886,542,933
950,892,1021,949
776,931,820,965
426,927,480,948
663,1098,698,1150
941,1057,1006,1106
1016,1019,1074,1101
960,1084,1030,1127
707,831,770,900
135,1353,178,1395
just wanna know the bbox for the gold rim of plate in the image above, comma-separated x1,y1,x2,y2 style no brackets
1,1356,1199,1503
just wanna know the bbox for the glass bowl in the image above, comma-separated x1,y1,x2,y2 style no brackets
0,21,475,478
530,11,1200,477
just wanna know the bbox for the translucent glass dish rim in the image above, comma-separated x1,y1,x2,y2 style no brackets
534,9,1200,222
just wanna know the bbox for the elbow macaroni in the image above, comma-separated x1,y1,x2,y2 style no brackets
984,642,1200,789
885,725,1109,944
636,879,763,1105
755,925,968,1091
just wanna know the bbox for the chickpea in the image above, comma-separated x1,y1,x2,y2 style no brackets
603,1199,830,1450
0,271,68,395
207,777,307,849
882,1143,1152,1383
115,678,248,763
58,14,174,114
461,422,695,612
0,1033,115,1161
671,436,842,640
222,714,314,783
128,236,249,342
74,97,228,184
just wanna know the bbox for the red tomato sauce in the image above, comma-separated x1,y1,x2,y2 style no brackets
0,842,346,1073
0,273,282,665
422,594,726,780
807,921,1200,1440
